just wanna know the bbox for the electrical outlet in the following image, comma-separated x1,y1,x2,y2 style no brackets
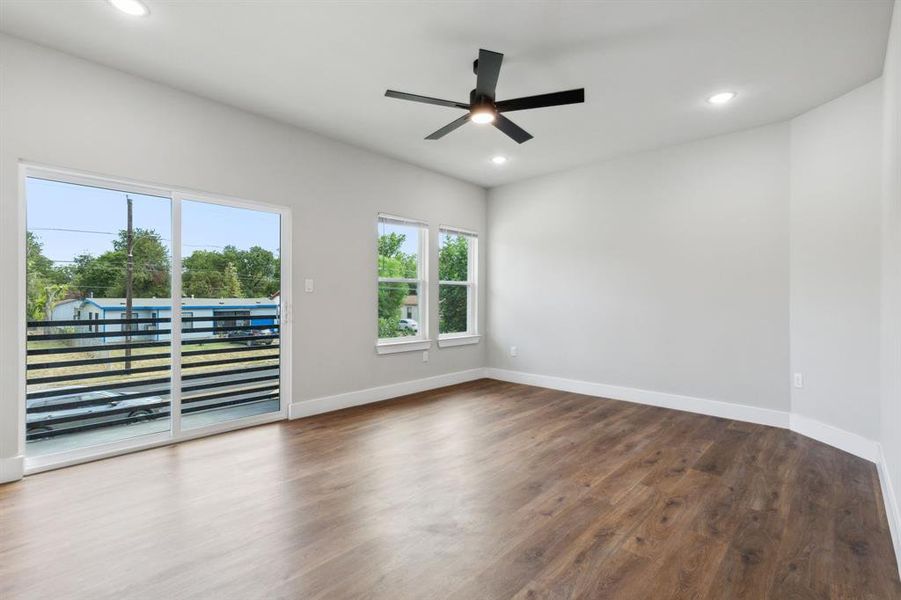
793,373,804,389
510,346,518,357
422,350,429,363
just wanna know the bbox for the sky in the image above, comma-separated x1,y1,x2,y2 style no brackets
378,221,420,257
26,177,281,265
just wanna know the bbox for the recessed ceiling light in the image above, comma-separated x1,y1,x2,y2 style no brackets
109,0,150,17
491,156,507,165
707,91,736,105
470,109,496,125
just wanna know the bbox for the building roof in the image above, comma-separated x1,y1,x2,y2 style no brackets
51,298,80,307
83,297,277,310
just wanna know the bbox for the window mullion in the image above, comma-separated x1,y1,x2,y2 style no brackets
170,193,182,438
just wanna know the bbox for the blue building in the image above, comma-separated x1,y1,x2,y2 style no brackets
53,297,279,342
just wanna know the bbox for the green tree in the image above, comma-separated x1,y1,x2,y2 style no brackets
222,262,243,297
378,233,417,337
72,228,170,298
438,234,469,334
182,250,227,297
36,283,72,322
26,231,54,275
182,246,279,298
226,245,280,297
26,232,71,320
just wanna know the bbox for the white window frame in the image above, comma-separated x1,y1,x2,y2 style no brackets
376,214,430,354
437,226,480,347
17,162,292,474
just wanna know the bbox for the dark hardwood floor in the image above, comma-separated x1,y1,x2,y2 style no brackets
1,379,899,599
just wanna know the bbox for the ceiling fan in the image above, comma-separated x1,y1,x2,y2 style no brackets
385,49,585,144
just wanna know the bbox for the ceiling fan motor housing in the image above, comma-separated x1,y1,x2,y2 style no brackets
469,89,495,112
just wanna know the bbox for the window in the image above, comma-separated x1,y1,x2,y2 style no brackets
438,226,479,346
182,311,193,330
213,310,251,332
377,214,428,352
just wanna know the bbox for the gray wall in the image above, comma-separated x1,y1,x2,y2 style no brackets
880,1,901,563
0,35,487,473
790,80,884,439
487,124,792,411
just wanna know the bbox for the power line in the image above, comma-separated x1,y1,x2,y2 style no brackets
44,261,276,281
30,228,276,251
30,227,116,235
32,229,235,251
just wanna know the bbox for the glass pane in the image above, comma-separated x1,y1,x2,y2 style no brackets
25,177,172,457
439,231,469,282
378,220,419,279
378,281,420,338
439,284,469,335
180,200,281,429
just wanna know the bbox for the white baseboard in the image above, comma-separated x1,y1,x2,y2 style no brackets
483,367,790,428
288,368,486,420
0,455,24,484
789,413,879,462
877,444,901,578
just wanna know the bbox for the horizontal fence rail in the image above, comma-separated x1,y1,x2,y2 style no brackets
26,313,281,441
29,317,171,327
26,352,173,370
28,329,173,342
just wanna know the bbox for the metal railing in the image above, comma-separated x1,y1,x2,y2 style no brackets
26,313,280,441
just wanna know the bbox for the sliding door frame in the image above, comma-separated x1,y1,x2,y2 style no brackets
18,162,292,474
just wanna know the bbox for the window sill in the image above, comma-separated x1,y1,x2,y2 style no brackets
376,339,433,355
438,334,481,348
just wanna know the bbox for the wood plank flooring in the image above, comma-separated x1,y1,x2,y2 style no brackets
1,379,898,599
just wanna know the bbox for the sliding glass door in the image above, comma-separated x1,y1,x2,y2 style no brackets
178,199,282,429
25,176,173,457
23,167,289,468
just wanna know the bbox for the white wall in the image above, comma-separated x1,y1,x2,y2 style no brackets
790,80,884,440
487,124,791,412
487,80,888,440
0,34,487,480
880,0,901,569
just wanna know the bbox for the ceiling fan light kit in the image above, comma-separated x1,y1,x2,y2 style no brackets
385,48,585,144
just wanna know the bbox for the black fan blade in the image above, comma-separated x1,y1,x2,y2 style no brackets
493,114,533,144
475,49,503,99
425,114,471,140
385,90,469,110
496,88,585,112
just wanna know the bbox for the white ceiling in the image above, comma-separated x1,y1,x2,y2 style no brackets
0,1,893,187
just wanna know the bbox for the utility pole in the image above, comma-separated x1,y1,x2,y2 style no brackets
125,195,134,372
